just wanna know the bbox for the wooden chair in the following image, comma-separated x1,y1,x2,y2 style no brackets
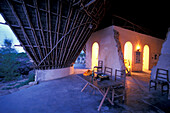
104,67,112,79
115,69,125,82
149,68,169,95
112,69,126,102
94,60,103,75
92,66,112,94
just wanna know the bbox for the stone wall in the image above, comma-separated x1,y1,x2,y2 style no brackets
113,30,126,71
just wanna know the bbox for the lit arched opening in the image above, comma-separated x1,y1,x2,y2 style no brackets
143,45,149,70
91,42,99,69
124,41,133,72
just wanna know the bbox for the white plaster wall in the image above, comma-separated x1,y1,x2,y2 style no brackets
113,26,164,71
86,25,164,72
35,66,74,81
86,26,121,75
161,31,170,55
151,31,170,80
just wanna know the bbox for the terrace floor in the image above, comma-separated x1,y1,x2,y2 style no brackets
0,70,170,113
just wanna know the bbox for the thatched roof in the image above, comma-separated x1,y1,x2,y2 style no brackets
0,0,109,69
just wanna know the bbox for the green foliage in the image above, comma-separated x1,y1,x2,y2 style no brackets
2,87,13,90
0,39,18,80
4,39,12,49
79,52,85,57
0,39,31,81
2,73,35,90
0,39,17,54
15,81,29,88
7,82,17,86
0,53,20,81
28,72,35,82
15,73,35,88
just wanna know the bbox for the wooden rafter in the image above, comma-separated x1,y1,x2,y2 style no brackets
53,0,60,68
68,24,92,64
34,0,50,68
0,0,107,69
47,0,54,67
71,29,93,64
38,21,93,67
6,0,40,65
61,9,80,66
0,12,37,66
55,0,62,67
58,6,72,67
63,14,87,66
64,17,90,66
21,0,46,67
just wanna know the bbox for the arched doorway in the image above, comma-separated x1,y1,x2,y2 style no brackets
91,42,99,69
143,45,149,70
124,41,133,72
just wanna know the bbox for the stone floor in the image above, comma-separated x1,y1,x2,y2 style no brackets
0,71,170,113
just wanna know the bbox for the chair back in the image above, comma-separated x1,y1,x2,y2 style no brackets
156,68,169,82
115,69,126,82
97,60,103,72
98,60,103,67
104,67,112,79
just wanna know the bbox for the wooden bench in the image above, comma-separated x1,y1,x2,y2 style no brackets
149,68,169,95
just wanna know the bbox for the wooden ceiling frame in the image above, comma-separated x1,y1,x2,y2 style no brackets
6,0,40,65
62,14,88,67
61,9,80,67
0,0,108,69
58,3,72,68
34,0,50,69
21,0,46,67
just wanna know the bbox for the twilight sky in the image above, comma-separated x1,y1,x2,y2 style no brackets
0,14,25,53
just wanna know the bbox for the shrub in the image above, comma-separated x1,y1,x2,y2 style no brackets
15,73,35,88
0,39,33,82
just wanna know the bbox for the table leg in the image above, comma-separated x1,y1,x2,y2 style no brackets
99,89,114,105
98,87,110,111
81,83,89,92
112,89,115,102
168,85,170,100
122,88,125,101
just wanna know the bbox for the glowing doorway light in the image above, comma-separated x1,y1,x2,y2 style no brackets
136,44,140,51
91,42,99,69
143,45,149,70
124,41,133,72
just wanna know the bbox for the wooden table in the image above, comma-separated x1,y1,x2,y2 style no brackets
77,74,123,111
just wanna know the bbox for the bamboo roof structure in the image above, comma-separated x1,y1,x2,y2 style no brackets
0,0,109,69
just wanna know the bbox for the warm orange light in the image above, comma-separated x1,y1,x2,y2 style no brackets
91,42,99,69
143,45,149,70
136,44,140,51
124,41,132,72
